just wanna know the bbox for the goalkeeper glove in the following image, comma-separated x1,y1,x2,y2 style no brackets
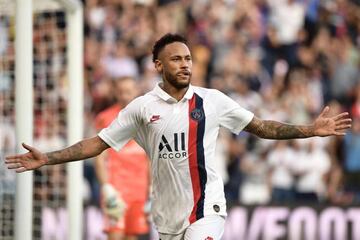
101,183,126,221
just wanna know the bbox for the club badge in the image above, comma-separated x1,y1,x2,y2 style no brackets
190,108,204,121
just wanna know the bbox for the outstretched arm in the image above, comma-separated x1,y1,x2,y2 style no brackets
5,136,109,173
244,106,352,139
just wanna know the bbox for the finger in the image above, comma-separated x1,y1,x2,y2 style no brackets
335,124,352,130
335,119,352,125
6,154,25,160
5,158,20,163
319,106,330,117
22,143,35,152
16,167,28,173
333,131,346,136
7,163,23,169
333,112,349,121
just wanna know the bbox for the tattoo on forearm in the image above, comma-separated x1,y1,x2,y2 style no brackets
45,137,109,165
245,118,314,139
46,142,85,165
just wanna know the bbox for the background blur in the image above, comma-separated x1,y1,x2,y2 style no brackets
1,0,360,239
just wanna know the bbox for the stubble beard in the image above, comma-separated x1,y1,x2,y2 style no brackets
163,71,191,90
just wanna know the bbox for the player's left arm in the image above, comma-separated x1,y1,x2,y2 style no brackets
244,106,352,139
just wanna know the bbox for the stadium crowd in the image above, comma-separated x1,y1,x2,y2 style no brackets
81,0,360,206
1,0,360,239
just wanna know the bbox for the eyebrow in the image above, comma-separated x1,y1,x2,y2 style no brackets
169,54,192,58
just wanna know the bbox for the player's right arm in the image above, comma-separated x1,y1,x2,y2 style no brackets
5,136,109,173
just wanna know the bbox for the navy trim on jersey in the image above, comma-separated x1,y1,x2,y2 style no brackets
195,94,207,220
188,93,208,223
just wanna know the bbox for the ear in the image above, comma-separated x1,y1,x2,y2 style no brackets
154,59,163,74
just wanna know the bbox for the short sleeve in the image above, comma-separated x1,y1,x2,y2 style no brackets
98,99,141,151
212,90,254,134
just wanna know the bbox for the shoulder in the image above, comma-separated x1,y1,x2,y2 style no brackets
192,87,225,99
120,93,162,122
125,93,157,109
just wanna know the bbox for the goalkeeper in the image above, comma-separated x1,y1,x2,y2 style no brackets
94,77,150,240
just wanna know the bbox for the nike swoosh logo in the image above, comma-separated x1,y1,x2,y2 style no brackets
150,115,160,123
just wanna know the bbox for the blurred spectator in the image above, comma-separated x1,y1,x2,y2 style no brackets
329,34,359,104
0,16,9,56
0,116,16,197
101,41,139,79
267,140,296,204
230,77,263,113
224,135,247,204
268,0,305,46
0,121,15,155
292,139,331,203
283,69,315,124
240,149,270,205
214,129,231,185
342,105,360,203
261,0,305,75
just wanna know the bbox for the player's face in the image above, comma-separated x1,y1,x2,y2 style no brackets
114,78,138,106
155,42,192,89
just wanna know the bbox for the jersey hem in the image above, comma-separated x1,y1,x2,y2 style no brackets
156,212,227,234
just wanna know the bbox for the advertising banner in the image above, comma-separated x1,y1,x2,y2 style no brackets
223,205,360,240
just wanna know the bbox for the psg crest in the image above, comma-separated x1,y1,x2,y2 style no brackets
190,108,204,121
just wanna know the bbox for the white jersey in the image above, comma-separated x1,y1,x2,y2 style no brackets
98,84,254,234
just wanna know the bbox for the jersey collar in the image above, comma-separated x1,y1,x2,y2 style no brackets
154,83,194,103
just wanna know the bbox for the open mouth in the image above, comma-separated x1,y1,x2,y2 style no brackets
177,71,191,77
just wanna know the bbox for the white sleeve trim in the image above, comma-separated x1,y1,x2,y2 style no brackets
232,111,254,135
98,130,120,152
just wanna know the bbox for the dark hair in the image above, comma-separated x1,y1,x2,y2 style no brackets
152,33,187,63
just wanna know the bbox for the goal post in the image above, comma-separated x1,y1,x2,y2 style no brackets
14,1,34,240
63,1,84,240
11,0,84,239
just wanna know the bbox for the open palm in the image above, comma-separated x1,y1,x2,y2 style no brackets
313,106,352,137
5,143,48,173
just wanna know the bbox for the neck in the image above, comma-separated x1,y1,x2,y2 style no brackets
161,81,189,101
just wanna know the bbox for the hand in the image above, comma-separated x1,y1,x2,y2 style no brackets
5,143,48,173
102,184,126,221
313,106,352,137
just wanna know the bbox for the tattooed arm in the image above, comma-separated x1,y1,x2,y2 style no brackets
244,107,352,139
5,136,109,173
46,136,109,165
244,117,314,139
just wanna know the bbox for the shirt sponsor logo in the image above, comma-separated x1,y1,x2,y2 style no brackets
159,133,187,159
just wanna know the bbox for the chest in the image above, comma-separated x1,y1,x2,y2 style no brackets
143,99,217,136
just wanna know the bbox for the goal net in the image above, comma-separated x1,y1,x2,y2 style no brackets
0,1,83,239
